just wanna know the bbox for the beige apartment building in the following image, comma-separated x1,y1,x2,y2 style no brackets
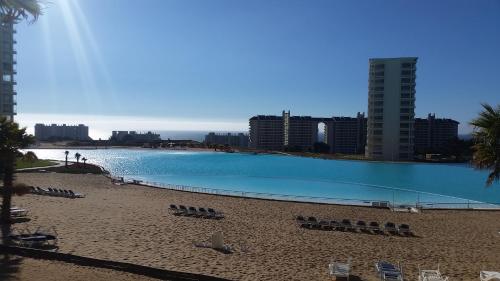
365,57,417,161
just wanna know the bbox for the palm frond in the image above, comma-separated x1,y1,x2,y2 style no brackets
470,103,500,186
0,0,43,23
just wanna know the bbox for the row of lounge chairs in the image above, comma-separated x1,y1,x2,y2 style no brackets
8,226,58,249
296,215,412,236
169,204,224,219
329,260,431,281
31,186,85,198
331,259,499,281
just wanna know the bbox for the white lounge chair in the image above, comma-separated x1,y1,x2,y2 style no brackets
10,207,28,218
329,257,351,280
419,264,449,281
481,271,500,281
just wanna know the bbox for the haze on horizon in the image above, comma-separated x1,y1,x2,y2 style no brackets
13,0,500,139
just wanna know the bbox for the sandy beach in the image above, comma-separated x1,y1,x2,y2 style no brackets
9,172,500,281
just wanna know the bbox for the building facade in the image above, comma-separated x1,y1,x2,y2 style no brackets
111,131,161,143
414,114,459,153
327,112,367,154
365,57,417,161
204,132,249,147
249,111,367,153
249,115,284,150
35,124,91,141
1,22,16,120
284,111,318,151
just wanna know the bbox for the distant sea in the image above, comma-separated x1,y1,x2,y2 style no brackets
156,130,248,142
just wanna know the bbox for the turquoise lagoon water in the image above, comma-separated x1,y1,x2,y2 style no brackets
27,149,500,207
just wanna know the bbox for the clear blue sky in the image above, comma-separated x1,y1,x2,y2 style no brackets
14,0,500,138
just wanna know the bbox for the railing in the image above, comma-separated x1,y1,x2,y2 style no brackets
131,179,500,210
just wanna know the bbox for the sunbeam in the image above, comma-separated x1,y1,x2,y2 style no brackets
40,14,57,110
58,0,100,113
69,0,119,111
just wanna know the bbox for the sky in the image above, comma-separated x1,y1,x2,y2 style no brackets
12,0,500,139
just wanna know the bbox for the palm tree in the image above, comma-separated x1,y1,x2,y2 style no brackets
74,152,81,165
21,151,37,167
0,0,42,24
64,150,69,167
1,0,43,249
0,117,35,244
82,157,87,167
470,103,500,186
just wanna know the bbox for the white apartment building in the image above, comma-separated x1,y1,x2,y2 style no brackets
365,57,417,161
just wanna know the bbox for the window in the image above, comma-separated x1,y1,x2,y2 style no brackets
374,108,383,113
373,123,383,128
400,130,409,136
374,101,383,106
374,64,385,69
400,108,410,113
399,153,409,159
401,70,411,75
401,85,411,91
401,78,411,83
2,74,11,82
401,101,411,106
400,123,409,128
374,94,384,99
373,130,383,135
374,116,383,121
375,79,384,84
401,93,411,98
374,86,384,91
400,138,409,143
374,71,384,76
401,62,413,68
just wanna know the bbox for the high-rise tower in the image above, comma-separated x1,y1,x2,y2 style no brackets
365,57,417,161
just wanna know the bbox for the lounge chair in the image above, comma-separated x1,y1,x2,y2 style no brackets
329,257,351,280
376,260,404,281
480,271,500,281
319,220,332,230
51,188,62,196
68,190,85,198
207,208,224,219
398,224,411,236
369,221,382,234
341,219,355,231
356,220,368,232
330,220,341,230
296,215,306,226
384,222,398,234
179,205,188,215
8,226,58,248
10,207,28,218
198,207,209,217
419,264,449,281
36,187,48,195
168,204,183,215
306,216,319,229
187,206,199,216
